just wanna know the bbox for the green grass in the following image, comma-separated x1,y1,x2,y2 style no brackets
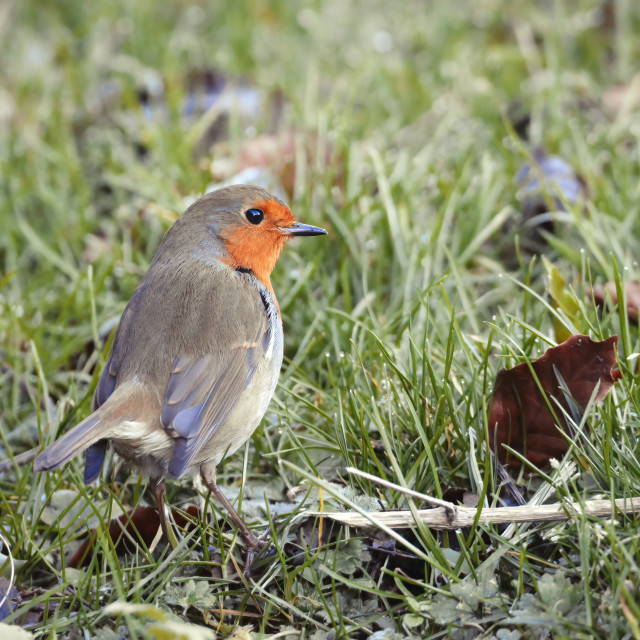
2,0,640,637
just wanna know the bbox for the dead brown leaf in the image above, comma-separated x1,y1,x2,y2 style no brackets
441,487,480,508
591,281,640,324
68,505,199,568
488,335,620,468
210,130,340,199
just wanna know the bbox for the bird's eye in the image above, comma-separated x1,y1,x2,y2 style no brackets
245,208,264,225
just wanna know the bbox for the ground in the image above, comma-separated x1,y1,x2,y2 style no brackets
1,0,640,638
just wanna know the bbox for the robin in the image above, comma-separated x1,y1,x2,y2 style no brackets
34,184,327,564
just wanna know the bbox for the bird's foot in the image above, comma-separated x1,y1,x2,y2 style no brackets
242,528,272,576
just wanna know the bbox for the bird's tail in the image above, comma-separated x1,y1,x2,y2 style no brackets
34,407,110,473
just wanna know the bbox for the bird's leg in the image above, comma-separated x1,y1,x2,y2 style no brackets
152,479,169,540
206,480,259,545
152,478,177,548
200,463,268,572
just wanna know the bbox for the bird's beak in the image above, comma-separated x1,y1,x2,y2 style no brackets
281,222,328,237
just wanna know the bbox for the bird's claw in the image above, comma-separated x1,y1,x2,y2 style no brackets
242,529,272,576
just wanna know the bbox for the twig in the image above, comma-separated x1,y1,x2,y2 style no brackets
308,497,640,529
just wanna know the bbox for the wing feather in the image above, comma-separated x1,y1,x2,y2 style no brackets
165,331,265,478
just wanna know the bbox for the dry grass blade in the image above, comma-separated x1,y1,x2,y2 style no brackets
346,466,456,515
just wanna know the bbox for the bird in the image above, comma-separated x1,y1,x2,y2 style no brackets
34,184,327,564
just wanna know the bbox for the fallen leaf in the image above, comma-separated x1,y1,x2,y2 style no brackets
602,75,640,117
210,129,340,199
441,487,480,508
40,490,124,531
488,335,620,468
0,577,17,622
68,505,199,568
505,98,531,141
228,626,257,640
103,602,215,640
4,585,63,628
590,281,640,324
368,533,425,580
0,622,34,639
515,148,586,249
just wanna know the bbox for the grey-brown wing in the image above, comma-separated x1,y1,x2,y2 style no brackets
94,355,118,410
163,338,264,479
93,282,151,411
85,316,129,483
159,274,271,479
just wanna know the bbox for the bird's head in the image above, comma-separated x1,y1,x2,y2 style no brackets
167,185,327,288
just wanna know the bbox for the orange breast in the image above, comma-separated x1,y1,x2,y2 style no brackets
220,198,294,306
